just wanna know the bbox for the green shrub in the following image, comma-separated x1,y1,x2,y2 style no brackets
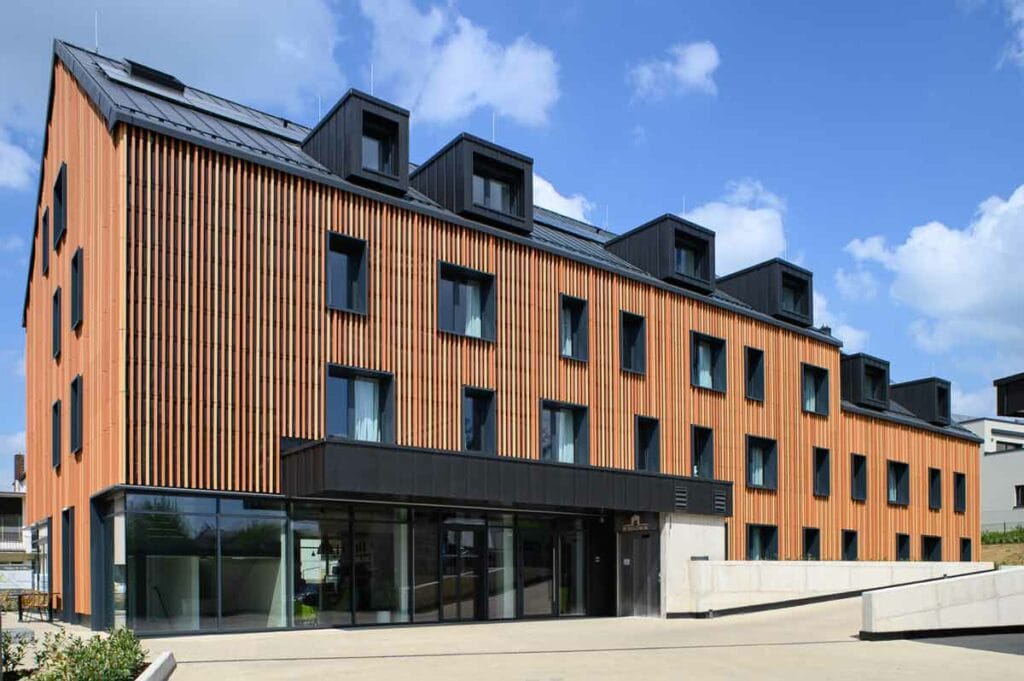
30,628,145,681
981,527,1024,544
1,630,29,676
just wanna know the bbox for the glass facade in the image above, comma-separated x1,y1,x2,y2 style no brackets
105,492,593,633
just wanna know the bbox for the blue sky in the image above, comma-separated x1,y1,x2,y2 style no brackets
1,0,1022,486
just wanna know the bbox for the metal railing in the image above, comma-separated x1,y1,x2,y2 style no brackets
981,521,1024,534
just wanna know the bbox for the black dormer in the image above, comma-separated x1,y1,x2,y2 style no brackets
716,258,813,327
890,378,951,426
126,59,185,92
604,215,715,294
302,89,409,196
411,134,533,234
841,353,890,410
994,372,1024,417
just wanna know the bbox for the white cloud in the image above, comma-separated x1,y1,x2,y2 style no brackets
834,267,878,301
951,384,994,418
0,129,34,190
682,179,787,274
813,291,869,352
359,0,559,126
1002,0,1024,67
845,184,1024,355
628,41,720,100
0,235,27,253
533,174,594,222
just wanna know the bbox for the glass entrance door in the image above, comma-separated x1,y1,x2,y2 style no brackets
441,527,485,621
557,525,586,616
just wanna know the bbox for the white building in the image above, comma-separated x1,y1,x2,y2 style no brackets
957,415,1024,532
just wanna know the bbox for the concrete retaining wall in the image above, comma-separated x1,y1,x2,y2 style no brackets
862,566,1024,635
665,559,992,615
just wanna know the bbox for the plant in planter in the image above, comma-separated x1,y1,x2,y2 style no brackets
30,628,146,681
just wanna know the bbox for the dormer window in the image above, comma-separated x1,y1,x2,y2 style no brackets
361,112,397,176
716,259,813,327
471,156,521,217
781,273,808,317
890,377,951,426
841,353,890,410
675,234,709,281
865,365,887,402
605,215,715,294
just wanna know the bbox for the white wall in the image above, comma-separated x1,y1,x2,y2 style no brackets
980,449,1024,529
863,566,1024,634
660,512,725,615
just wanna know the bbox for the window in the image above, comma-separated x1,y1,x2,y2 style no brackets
851,453,867,501
746,436,778,490
865,364,887,403
462,387,496,454
471,156,522,216
540,402,588,466
842,530,858,561
53,162,67,249
960,537,972,562
802,364,829,416
887,461,909,506
620,311,646,374
921,535,942,562
928,468,942,510
803,527,821,560
896,533,911,561
780,272,808,316
326,233,367,314
70,248,83,329
41,209,49,275
674,234,709,280
1015,485,1024,509
51,400,61,469
744,347,764,401
746,524,778,560
635,416,659,473
438,262,496,341
325,365,393,443
995,440,1020,452
70,375,82,454
691,332,726,392
813,447,830,497
559,295,587,361
52,288,61,359
360,112,397,176
953,472,966,513
691,425,714,479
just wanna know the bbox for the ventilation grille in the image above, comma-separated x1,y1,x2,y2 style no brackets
674,485,689,510
713,489,728,514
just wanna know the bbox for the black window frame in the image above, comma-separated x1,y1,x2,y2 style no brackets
745,435,778,491
953,472,966,513
325,232,368,315
841,529,858,561
471,153,524,219
53,162,67,250
325,364,395,444
690,331,726,393
1017,485,1024,509
51,400,61,469
52,287,61,360
801,363,830,416
896,533,911,561
746,523,779,561
780,271,809,318
921,535,942,562
461,386,496,455
70,247,83,330
674,232,711,282
539,400,589,466
634,415,659,473
959,537,972,562
744,346,765,402
437,261,497,342
360,110,399,178
887,460,910,506
851,453,867,502
558,294,588,362
691,425,714,479
928,467,942,511
41,208,49,276
70,375,82,454
620,311,646,375
802,527,821,561
813,447,830,498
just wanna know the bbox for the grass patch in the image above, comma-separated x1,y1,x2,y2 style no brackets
981,527,1024,544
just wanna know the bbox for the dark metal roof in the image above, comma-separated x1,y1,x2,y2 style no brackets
842,401,982,443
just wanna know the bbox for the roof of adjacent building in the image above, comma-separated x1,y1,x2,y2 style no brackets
23,40,980,443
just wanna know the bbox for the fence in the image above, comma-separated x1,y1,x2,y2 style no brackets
982,521,1024,534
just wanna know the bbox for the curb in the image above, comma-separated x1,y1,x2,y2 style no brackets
137,651,176,681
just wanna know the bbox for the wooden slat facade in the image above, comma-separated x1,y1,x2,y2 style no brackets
25,63,979,617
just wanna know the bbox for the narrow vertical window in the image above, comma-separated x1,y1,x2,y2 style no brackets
325,365,393,443
746,436,778,490
887,461,909,506
954,472,966,513
438,263,496,341
559,295,588,361
691,425,714,479
462,387,496,454
53,162,67,249
802,528,821,560
360,112,397,176
540,402,587,466
70,375,82,454
744,347,764,401
691,332,726,392
959,537,972,562
51,400,61,469
635,416,659,473
842,530,858,561
70,247,83,329
41,209,49,275
620,312,646,374
801,364,829,416
928,468,942,510
326,233,367,314
896,533,911,561
851,453,867,501
52,288,61,359
813,447,830,497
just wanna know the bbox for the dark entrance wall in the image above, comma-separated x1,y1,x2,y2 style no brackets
616,513,661,617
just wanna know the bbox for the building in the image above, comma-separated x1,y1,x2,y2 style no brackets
0,454,35,592
23,41,981,634
994,372,1024,418
957,414,1024,532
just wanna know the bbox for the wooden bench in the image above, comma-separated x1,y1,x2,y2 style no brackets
17,591,52,622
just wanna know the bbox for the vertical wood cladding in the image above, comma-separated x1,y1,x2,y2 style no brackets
121,128,978,561
24,64,126,613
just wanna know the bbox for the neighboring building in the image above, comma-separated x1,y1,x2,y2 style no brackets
23,41,981,633
994,372,1024,418
0,455,35,592
957,414,1024,532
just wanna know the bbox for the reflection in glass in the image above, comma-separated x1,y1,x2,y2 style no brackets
413,514,439,622
558,529,586,616
442,528,482,621
220,516,287,630
292,519,352,627
520,520,554,617
353,521,410,624
488,527,515,619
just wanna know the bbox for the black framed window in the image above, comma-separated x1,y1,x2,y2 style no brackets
887,461,909,506
51,400,61,469
462,387,496,454
954,472,966,513
960,537,972,562
52,288,61,359
802,527,821,560
928,467,942,510
801,363,829,416
540,401,588,466
635,416,659,473
472,155,522,217
746,524,778,560
70,247,83,329
746,436,778,490
842,529,858,561
53,162,67,249
691,425,714,479
780,272,808,316
744,347,764,401
361,112,397,176
70,375,82,454
438,262,496,341
851,453,867,501
865,364,887,403
41,208,49,275
674,234,709,280
813,447,830,497
921,535,942,562
325,365,394,443
896,533,911,561
559,295,588,361
1017,485,1024,508
691,332,726,392
326,232,367,314
620,311,646,374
